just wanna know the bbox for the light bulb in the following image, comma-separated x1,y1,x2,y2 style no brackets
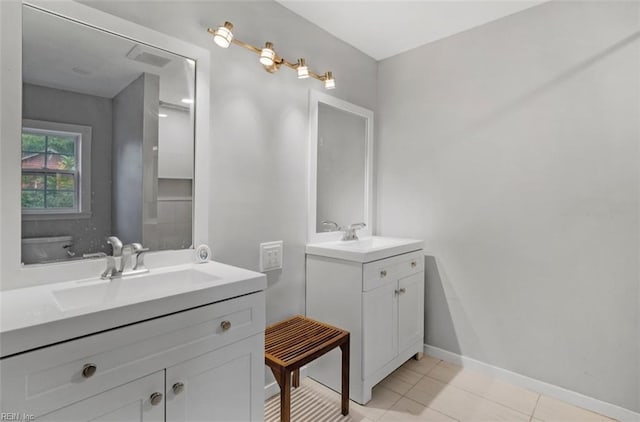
181,98,194,104
213,22,233,48
324,72,335,90
260,42,275,66
297,58,309,79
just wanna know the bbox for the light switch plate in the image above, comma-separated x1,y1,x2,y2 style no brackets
259,241,283,272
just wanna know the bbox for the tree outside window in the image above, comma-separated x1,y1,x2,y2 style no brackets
21,129,79,212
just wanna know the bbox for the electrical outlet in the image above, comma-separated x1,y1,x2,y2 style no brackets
259,241,283,272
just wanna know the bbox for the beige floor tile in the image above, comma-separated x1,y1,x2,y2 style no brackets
401,355,441,375
378,367,424,395
482,380,539,416
428,361,495,394
427,361,539,415
404,375,450,405
533,396,616,421
379,397,458,421
406,377,530,422
350,384,404,421
300,378,402,421
264,366,617,422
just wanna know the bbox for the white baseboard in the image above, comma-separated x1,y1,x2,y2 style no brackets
264,365,309,401
424,345,640,422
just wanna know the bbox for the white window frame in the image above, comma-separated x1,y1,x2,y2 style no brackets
21,119,92,220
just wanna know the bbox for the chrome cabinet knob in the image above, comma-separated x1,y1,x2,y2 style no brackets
172,382,185,395
411,261,417,268
395,288,407,295
82,363,97,378
150,392,163,406
221,320,231,331
380,270,387,278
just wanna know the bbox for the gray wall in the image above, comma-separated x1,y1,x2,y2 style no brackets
112,73,159,247
377,1,639,412
85,0,377,319
22,83,112,255
83,0,377,385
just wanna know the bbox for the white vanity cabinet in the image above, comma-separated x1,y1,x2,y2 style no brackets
0,291,265,422
306,247,425,404
35,371,166,422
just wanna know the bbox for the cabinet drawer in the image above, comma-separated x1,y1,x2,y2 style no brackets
0,291,265,417
362,251,423,291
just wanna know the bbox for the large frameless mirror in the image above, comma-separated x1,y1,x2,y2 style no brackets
20,5,196,264
308,91,374,243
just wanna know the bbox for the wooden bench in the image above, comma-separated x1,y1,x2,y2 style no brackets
265,315,350,422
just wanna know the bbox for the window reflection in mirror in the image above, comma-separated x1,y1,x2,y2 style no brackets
20,5,196,264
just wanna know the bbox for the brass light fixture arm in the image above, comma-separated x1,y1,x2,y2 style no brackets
207,25,334,84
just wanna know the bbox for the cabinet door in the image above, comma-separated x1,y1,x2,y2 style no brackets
362,282,398,377
398,272,425,353
166,334,264,422
38,371,165,422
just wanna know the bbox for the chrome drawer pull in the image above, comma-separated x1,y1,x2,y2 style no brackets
411,261,417,268
380,270,387,278
221,320,232,331
82,363,97,378
395,288,407,295
172,382,185,395
150,392,163,406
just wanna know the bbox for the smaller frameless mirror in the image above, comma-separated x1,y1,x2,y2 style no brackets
308,91,373,242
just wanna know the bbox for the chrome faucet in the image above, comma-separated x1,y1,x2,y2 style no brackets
321,220,366,241
120,243,149,274
342,222,366,241
101,237,149,280
321,220,341,232
107,236,123,257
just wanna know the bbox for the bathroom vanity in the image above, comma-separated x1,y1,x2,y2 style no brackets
306,236,425,404
0,260,266,421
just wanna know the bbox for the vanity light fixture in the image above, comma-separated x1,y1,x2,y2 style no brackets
324,72,335,90
259,42,276,66
207,21,335,89
297,58,309,79
212,21,234,48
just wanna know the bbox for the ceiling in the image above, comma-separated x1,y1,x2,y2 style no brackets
22,6,194,104
276,1,547,60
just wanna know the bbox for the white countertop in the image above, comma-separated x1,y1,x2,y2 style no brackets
0,260,266,358
306,236,424,263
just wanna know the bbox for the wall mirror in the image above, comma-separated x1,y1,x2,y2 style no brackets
0,1,209,288
308,91,374,242
20,5,195,264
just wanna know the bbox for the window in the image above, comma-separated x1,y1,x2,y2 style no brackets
21,120,92,217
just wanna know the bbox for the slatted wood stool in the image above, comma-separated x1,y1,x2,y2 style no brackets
265,315,350,422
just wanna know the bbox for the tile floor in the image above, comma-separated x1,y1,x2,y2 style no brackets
265,355,617,422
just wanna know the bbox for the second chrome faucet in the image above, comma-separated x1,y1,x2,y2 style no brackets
321,221,367,241
102,236,149,279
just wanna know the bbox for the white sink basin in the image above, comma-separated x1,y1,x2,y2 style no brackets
1,256,267,358
52,268,220,311
306,236,424,263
